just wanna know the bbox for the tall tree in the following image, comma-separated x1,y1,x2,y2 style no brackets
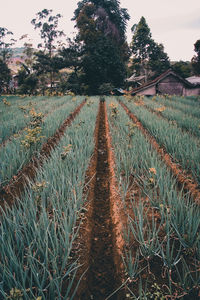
191,39,200,75
19,35,36,71
16,35,38,94
148,41,170,78
0,27,16,63
17,69,38,95
31,9,64,92
131,17,152,62
0,58,11,94
58,37,83,94
0,27,15,93
131,16,170,81
72,0,130,94
59,37,82,75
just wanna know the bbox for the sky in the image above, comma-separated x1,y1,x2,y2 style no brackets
1,0,200,61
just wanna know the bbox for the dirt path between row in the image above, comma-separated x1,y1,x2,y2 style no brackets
119,100,200,205
74,100,125,300
0,100,86,208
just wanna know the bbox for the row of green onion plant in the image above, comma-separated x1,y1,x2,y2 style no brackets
0,95,51,127
149,94,200,119
167,95,200,107
141,96,200,138
0,97,99,299
0,96,74,144
106,96,200,299
0,96,84,187
120,95,200,185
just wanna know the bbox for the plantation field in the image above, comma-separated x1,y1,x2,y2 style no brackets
0,95,199,299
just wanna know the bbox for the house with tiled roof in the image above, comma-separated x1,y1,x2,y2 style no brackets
131,69,200,96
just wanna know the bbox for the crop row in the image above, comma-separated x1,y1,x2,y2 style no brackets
0,96,77,144
0,97,84,186
107,97,200,298
0,98,99,299
141,96,200,138
149,95,200,119
121,96,200,184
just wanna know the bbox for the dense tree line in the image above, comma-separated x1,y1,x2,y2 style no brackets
0,1,199,95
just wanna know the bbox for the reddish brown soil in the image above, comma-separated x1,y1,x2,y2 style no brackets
73,101,126,300
119,100,200,205
105,103,127,277
0,100,86,208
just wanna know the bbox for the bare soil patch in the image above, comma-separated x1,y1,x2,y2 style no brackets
74,101,126,300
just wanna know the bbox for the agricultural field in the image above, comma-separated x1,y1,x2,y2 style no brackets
0,95,199,299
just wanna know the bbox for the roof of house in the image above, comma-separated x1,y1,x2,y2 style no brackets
186,76,200,85
126,74,145,82
131,69,200,95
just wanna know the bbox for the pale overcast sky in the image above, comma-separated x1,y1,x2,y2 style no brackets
1,0,200,61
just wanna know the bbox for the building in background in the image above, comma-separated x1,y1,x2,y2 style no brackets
131,69,200,96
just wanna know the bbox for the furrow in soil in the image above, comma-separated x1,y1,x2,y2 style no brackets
79,100,123,300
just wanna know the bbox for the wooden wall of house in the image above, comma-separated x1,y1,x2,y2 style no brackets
184,87,200,96
134,74,200,96
137,85,156,96
157,75,184,95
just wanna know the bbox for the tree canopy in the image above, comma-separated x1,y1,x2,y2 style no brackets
191,39,200,75
31,9,65,92
0,27,15,63
71,0,130,94
0,58,11,93
172,61,192,78
131,16,170,81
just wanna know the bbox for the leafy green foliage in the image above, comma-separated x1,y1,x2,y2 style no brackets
71,0,130,94
17,69,38,95
31,9,64,93
0,27,15,63
172,60,192,78
98,82,114,95
31,9,64,55
191,39,200,75
0,59,11,94
131,17,170,80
